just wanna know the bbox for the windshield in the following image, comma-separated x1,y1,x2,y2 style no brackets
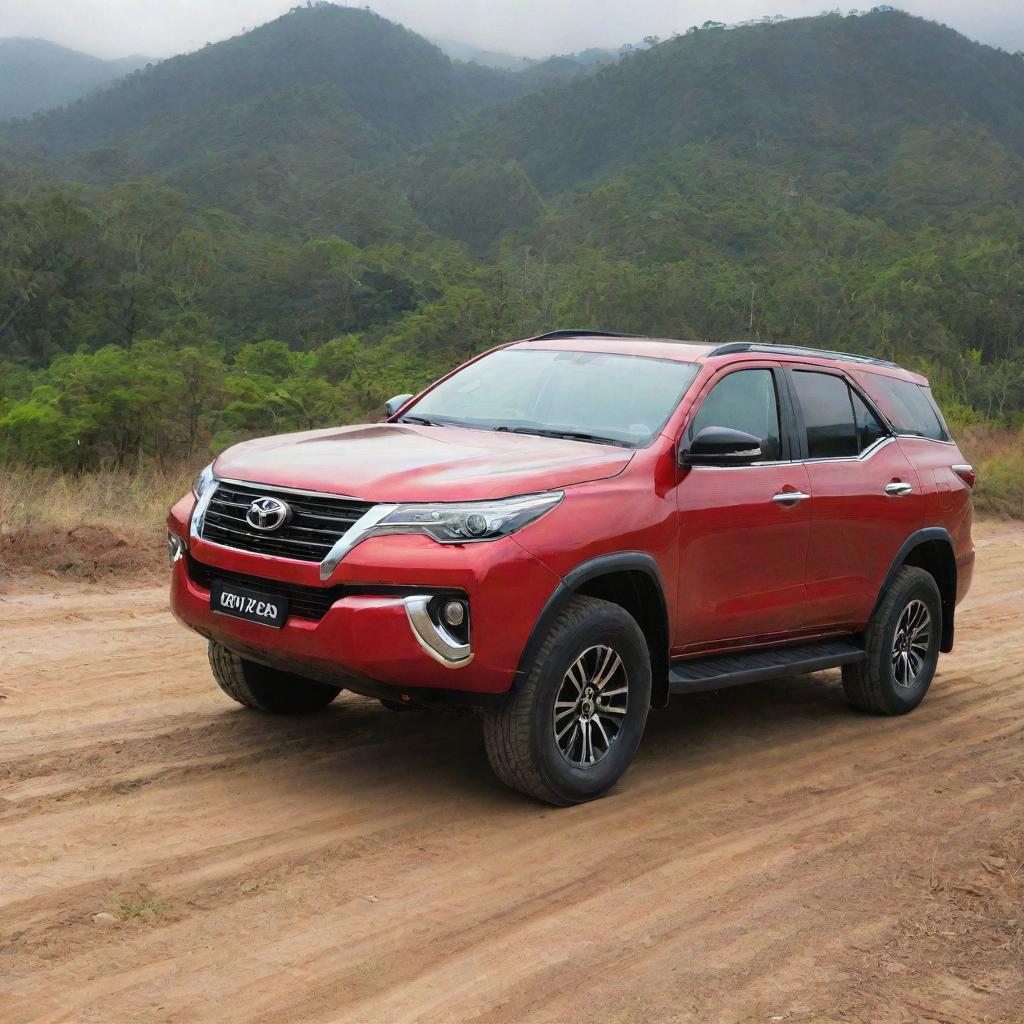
403,348,700,447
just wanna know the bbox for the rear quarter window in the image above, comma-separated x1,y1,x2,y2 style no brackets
860,373,950,442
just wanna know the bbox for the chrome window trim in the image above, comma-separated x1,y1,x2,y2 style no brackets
893,433,956,446
688,435,895,470
800,434,894,464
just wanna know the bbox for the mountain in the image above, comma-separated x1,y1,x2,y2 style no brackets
0,5,530,227
435,38,620,80
2,7,1024,455
411,12,1024,202
0,38,149,120
434,38,527,70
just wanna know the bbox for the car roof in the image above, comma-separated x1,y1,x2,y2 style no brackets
506,331,927,384
507,331,716,363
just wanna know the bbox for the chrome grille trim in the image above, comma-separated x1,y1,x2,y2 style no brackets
196,480,374,564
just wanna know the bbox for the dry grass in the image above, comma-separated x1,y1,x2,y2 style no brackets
0,430,1020,583
958,426,1024,519
0,462,197,582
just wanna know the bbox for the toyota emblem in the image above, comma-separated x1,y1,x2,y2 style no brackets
246,496,291,532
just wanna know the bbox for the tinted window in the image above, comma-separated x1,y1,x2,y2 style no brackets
410,348,700,448
688,369,781,461
792,371,858,459
851,391,888,453
862,374,950,441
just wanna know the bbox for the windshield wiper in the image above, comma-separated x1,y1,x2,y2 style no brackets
495,426,632,448
399,415,448,427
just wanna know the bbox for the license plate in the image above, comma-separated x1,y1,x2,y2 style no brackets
210,580,288,628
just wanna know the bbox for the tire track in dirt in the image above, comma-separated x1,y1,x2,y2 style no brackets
1,520,1022,1023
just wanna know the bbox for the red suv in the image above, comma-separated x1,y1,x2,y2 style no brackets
168,331,975,805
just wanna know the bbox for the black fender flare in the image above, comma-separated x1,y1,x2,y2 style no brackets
872,527,957,651
513,551,671,702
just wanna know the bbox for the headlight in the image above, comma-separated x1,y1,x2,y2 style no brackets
192,463,216,500
376,491,563,543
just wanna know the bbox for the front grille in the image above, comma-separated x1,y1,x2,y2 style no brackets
185,552,342,620
201,481,373,563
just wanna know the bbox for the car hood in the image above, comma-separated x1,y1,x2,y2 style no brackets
213,423,634,503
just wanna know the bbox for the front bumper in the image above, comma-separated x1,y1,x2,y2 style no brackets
167,496,560,696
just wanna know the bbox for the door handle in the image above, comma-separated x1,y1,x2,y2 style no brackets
772,491,810,505
884,481,913,497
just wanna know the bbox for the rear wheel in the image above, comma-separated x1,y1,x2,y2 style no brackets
482,596,652,805
209,642,341,713
842,566,941,715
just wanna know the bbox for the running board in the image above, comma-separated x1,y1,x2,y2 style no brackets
669,639,865,694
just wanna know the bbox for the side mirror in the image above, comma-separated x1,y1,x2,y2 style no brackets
384,393,414,418
680,426,763,466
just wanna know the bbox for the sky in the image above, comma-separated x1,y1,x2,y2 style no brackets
0,0,1021,60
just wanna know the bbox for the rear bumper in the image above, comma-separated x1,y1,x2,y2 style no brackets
167,498,560,696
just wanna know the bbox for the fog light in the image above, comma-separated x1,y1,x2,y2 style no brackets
442,600,466,627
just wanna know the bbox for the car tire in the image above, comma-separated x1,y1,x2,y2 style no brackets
842,566,942,715
482,596,652,806
208,642,342,713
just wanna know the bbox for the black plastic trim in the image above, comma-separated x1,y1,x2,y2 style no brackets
514,552,670,695
669,638,865,693
872,527,957,651
709,342,899,368
527,329,647,341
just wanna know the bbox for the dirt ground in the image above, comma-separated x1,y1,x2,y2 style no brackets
1,520,1022,1024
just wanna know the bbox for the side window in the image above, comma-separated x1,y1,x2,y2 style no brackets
791,371,858,459
688,369,781,461
851,391,888,453
861,373,950,441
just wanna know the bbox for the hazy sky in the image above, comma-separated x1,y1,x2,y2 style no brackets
0,0,1021,60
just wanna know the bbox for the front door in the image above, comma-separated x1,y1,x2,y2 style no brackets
675,364,811,653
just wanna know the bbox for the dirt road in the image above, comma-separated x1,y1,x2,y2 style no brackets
2,521,1022,1024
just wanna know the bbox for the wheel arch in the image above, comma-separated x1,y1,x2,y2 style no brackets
875,528,957,652
514,553,671,707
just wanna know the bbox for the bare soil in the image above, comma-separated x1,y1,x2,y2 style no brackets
1,520,1022,1024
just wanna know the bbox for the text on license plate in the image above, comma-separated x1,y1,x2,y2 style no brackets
210,580,288,628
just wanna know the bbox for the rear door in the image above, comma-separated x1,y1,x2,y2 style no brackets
674,363,811,653
786,366,925,632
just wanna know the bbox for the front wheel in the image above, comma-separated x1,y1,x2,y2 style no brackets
842,566,942,715
209,642,342,713
482,596,652,805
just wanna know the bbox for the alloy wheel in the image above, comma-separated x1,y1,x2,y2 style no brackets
553,644,629,767
891,599,931,688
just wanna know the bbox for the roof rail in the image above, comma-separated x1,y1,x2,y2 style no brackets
708,342,898,369
527,329,648,341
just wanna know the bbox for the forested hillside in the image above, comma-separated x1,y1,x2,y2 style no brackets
0,39,148,120
1,5,1023,477
1,5,534,228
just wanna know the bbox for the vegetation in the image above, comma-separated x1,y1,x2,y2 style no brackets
1,5,1022,515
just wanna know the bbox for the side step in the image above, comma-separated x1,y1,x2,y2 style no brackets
669,638,865,694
